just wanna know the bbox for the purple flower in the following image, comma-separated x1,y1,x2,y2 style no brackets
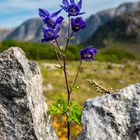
71,17,86,32
80,46,97,61
61,0,85,16
41,26,60,42
39,8,64,28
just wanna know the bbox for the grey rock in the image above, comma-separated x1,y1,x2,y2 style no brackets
0,47,58,140
76,83,140,140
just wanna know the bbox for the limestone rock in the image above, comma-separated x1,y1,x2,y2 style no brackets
0,47,58,140
76,83,140,140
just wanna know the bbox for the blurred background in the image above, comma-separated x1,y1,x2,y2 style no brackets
0,0,140,139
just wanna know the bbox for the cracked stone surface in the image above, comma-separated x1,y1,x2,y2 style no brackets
76,83,140,140
0,47,58,140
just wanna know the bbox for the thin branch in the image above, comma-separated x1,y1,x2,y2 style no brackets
50,43,63,68
70,60,82,93
55,39,63,53
88,80,112,94
54,50,63,68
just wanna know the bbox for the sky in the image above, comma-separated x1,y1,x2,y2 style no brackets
0,0,139,28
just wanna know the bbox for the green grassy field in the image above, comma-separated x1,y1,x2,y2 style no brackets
39,60,140,105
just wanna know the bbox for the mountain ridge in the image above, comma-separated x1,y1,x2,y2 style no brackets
75,1,140,43
1,1,140,45
83,11,140,55
84,11,140,46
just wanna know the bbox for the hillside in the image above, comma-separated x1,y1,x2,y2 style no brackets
84,11,140,54
5,18,69,46
75,1,140,43
5,18,43,42
0,28,13,41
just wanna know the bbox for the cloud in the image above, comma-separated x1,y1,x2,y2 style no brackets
0,0,59,12
0,0,61,28
0,0,139,28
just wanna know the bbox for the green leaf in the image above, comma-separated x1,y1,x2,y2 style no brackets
49,99,68,116
68,36,76,40
68,102,82,124
49,100,82,124
71,85,80,92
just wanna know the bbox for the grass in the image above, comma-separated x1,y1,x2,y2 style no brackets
106,40,140,56
40,60,140,104
38,60,140,140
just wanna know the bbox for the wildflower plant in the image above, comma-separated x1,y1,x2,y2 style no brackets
39,0,97,139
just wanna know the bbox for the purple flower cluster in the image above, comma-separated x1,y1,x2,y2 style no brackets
39,9,64,42
62,0,86,32
39,0,97,61
39,0,86,42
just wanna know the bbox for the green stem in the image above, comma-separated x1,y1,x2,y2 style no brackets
51,43,63,68
63,54,71,140
65,17,71,53
55,39,63,53
63,55,70,105
70,60,82,93
54,49,63,68
54,16,72,140
67,121,71,140
63,16,72,140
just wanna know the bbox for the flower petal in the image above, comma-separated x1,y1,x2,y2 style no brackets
77,0,82,9
54,26,60,34
80,46,97,61
62,0,69,6
41,27,46,33
71,17,86,32
39,8,49,18
91,47,97,54
41,38,47,43
70,0,75,4
60,5,67,11
78,12,85,15
52,9,62,17
56,16,64,24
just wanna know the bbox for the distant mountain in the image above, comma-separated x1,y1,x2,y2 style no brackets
2,1,140,45
84,11,140,49
75,1,140,43
5,18,68,46
5,18,43,42
0,28,13,41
